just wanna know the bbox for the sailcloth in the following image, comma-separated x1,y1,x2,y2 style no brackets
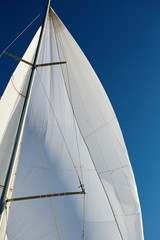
0,7,143,240
0,27,41,239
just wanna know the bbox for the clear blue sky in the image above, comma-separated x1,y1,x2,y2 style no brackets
0,0,159,239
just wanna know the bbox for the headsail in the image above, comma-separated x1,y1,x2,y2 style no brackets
0,27,41,239
0,5,144,240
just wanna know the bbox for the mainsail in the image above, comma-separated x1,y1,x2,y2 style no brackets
0,3,144,240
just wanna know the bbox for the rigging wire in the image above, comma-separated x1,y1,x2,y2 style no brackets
0,14,41,58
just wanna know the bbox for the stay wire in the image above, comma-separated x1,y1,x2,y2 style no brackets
0,13,41,58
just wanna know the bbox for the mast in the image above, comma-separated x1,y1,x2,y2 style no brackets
0,0,51,222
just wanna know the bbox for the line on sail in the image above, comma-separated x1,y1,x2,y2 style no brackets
30,101,61,240
0,185,13,192
11,76,26,97
99,164,130,174
58,52,86,240
36,68,87,239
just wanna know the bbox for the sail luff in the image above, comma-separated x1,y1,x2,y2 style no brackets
0,0,51,238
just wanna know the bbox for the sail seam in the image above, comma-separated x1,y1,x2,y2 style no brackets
84,118,116,139
99,164,130,173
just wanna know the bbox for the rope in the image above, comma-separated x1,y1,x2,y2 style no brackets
0,14,41,58
30,101,61,240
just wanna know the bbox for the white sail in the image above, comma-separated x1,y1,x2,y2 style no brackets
0,28,41,239
0,6,143,240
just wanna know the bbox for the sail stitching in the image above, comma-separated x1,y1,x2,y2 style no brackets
30,101,61,240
